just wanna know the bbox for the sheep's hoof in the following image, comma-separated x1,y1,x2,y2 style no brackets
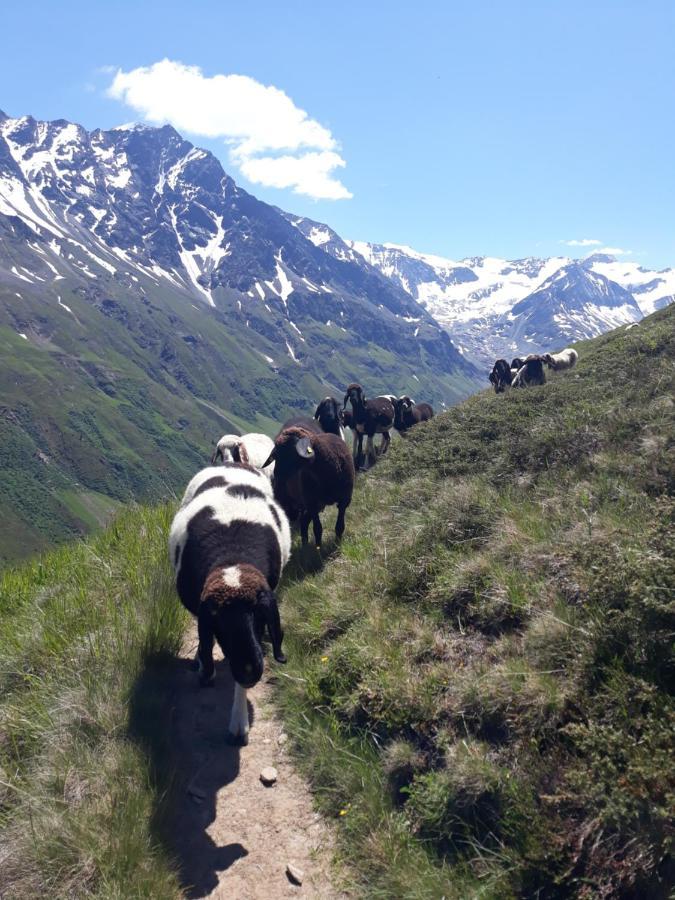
227,731,249,747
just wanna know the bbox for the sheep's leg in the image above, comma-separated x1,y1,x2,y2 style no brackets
311,512,323,549
300,511,312,546
197,613,215,686
365,435,376,468
227,682,249,746
335,503,347,542
380,431,391,456
352,430,360,460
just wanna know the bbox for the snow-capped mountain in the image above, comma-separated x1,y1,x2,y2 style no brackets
0,110,477,397
327,240,675,365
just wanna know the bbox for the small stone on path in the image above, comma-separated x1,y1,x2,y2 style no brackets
260,766,278,786
286,862,304,885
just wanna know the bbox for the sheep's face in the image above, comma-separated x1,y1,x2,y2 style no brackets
344,384,364,409
201,564,284,687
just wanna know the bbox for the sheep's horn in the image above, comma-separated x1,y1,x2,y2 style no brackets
261,448,276,468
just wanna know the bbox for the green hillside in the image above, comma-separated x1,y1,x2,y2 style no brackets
0,305,672,898
278,305,674,897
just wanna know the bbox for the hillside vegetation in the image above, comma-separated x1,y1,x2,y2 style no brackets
278,305,674,897
0,306,672,898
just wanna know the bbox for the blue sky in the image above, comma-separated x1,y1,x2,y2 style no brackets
2,0,674,267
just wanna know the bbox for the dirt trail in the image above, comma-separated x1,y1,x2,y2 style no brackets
164,627,341,899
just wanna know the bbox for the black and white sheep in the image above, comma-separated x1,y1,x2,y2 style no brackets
512,355,546,387
343,383,395,468
313,396,345,440
169,463,291,744
393,396,434,433
211,432,275,478
489,359,514,393
263,424,355,548
542,348,578,371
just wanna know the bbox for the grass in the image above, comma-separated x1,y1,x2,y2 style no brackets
0,503,188,899
274,305,675,898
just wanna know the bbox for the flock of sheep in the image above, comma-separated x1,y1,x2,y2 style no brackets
168,382,434,744
489,348,578,393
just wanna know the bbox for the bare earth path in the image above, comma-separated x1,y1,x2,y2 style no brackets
164,627,341,899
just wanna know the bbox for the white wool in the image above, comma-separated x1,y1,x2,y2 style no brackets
215,432,275,478
169,482,291,578
180,465,272,508
222,565,242,589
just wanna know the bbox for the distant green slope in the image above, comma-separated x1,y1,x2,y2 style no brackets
277,305,675,897
0,260,478,561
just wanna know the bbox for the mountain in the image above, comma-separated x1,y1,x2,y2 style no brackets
0,112,478,558
339,240,675,365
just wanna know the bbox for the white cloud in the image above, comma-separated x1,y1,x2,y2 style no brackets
563,238,602,247
106,59,351,201
596,246,632,256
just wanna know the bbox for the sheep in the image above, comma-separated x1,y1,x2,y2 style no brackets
542,349,578,371
489,359,514,393
169,463,291,745
393,396,434,433
313,396,345,440
211,432,275,479
263,424,355,548
511,357,526,370
512,355,546,387
343,383,395,468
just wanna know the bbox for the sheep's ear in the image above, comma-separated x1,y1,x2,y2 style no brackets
295,436,314,459
261,448,276,468
257,589,286,663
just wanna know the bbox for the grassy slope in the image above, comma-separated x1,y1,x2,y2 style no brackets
0,504,188,898
276,306,675,898
0,307,672,898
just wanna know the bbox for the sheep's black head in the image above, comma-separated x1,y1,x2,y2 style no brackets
263,427,317,521
344,383,364,409
314,397,341,434
542,353,555,368
511,357,525,370
201,564,285,687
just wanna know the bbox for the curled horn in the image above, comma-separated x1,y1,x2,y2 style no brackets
261,446,277,468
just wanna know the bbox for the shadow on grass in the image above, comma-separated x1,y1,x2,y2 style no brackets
128,650,250,899
281,535,340,587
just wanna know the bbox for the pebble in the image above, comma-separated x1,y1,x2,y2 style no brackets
278,732,288,746
286,863,304,885
260,766,278,786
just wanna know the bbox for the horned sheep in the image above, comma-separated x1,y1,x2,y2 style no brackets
343,383,395,468
393,396,434,433
263,420,355,548
169,462,290,745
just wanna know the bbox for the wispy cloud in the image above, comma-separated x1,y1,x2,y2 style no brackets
595,246,632,256
106,59,352,201
562,238,602,247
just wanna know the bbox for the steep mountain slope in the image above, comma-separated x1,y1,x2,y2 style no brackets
0,111,478,558
335,238,675,365
278,303,675,897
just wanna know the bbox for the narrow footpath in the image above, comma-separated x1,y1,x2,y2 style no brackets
164,627,342,899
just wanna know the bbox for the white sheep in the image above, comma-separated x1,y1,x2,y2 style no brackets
211,432,275,478
543,349,578,371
